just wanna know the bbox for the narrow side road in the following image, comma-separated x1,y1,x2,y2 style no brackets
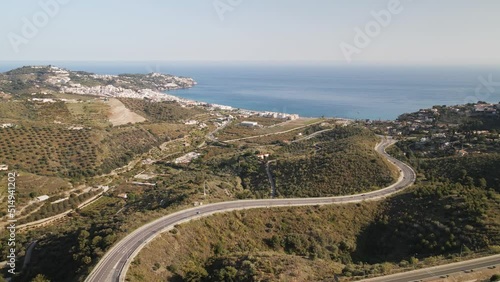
22,240,38,270
266,160,277,198
224,120,325,143
360,254,500,282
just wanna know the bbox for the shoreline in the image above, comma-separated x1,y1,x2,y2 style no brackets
161,88,308,122
4,65,366,121
38,65,307,122
163,88,358,122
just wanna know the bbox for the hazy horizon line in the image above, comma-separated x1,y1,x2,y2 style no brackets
1,60,500,68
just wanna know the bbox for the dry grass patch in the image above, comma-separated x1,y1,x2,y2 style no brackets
0,91,12,99
0,172,70,205
107,98,146,126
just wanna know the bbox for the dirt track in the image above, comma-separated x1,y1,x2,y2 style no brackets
107,98,146,126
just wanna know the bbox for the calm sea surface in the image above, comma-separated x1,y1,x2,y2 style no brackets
1,62,499,120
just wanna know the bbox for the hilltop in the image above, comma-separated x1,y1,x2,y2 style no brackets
0,65,206,178
0,65,196,101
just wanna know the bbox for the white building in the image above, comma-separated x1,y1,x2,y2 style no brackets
36,195,50,202
241,121,259,127
0,164,8,171
174,152,201,164
32,98,56,103
256,154,270,160
184,120,198,125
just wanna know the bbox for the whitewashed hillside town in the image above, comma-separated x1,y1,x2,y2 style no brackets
38,66,300,120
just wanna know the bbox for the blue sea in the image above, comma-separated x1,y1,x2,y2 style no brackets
1,61,499,120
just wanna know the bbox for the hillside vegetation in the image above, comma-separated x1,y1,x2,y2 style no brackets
0,97,196,178
127,126,500,282
357,182,500,263
118,98,205,122
128,203,379,282
2,74,498,282
271,127,396,197
0,126,99,177
203,127,396,198
127,180,500,281
98,126,167,174
419,154,500,192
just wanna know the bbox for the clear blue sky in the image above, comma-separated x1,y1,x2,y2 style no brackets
1,0,499,64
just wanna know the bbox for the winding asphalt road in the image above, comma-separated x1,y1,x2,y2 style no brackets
85,136,416,282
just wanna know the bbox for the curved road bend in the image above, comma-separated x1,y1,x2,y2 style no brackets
86,136,416,282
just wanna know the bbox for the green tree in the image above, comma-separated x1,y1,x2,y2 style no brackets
91,236,102,248
82,256,92,264
478,178,488,188
185,267,208,282
212,242,225,256
409,256,419,265
214,266,238,282
31,274,50,282
268,235,282,249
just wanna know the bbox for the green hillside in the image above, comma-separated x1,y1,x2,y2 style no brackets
271,127,397,197
125,125,500,282
127,182,500,281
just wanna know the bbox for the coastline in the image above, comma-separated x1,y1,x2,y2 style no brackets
4,63,498,121
162,89,307,121
11,64,499,122
22,65,306,122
